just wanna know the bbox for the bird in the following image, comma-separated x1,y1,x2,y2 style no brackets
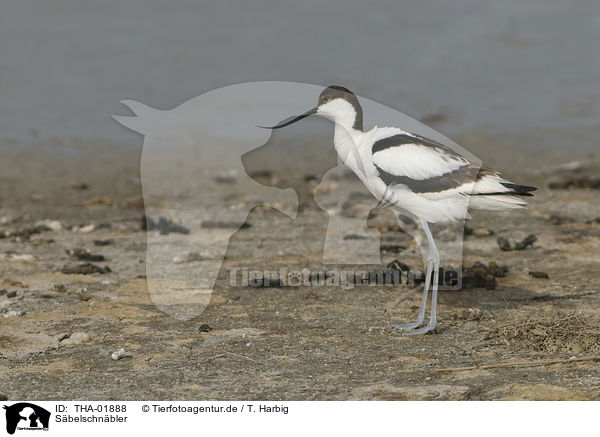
260,85,536,334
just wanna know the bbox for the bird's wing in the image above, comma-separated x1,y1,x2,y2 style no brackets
371,133,537,199
371,133,471,187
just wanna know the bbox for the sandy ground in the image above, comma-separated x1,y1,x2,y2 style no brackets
1,134,600,401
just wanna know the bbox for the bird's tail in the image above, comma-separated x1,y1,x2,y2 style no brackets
468,167,537,210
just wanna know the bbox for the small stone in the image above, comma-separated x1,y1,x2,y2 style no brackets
35,219,62,231
59,332,90,347
2,310,25,318
497,234,537,251
497,237,512,251
343,234,368,240
473,227,494,237
65,248,105,262
111,348,127,360
529,271,549,278
214,170,238,184
8,254,36,262
68,181,89,190
514,234,537,250
198,324,212,332
387,260,411,272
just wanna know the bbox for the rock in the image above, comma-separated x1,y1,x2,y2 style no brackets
2,310,25,318
497,234,537,251
6,291,17,298
0,224,48,240
142,215,191,234
71,224,96,233
65,248,105,262
59,332,90,347
7,254,37,262
473,227,494,237
343,233,368,240
111,348,127,360
387,260,411,272
52,284,68,292
215,170,238,184
488,261,508,278
68,181,89,190
496,237,512,251
529,271,549,278
35,219,62,231
61,263,112,275
198,324,212,332
515,234,537,250
462,262,504,290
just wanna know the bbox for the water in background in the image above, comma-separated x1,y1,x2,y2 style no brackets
1,0,599,152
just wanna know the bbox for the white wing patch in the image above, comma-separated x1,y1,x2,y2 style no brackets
372,144,467,180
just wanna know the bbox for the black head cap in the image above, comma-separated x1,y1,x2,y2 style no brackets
318,85,363,131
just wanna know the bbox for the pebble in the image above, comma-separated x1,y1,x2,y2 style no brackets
497,234,537,251
68,181,89,190
65,248,105,262
141,215,190,234
198,324,212,332
111,348,127,360
35,219,62,231
2,310,25,318
6,254,37,262
59,332,90,347
529,271,549,279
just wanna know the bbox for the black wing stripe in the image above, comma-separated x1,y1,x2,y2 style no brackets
376,164,480,194
371,133,464,160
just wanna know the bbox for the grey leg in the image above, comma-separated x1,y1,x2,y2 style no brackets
399,219,440,335
392,262,431,330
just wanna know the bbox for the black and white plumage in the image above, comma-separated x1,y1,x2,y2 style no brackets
261,85,537,334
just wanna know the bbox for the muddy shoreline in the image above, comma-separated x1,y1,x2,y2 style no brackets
1,135,600,400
